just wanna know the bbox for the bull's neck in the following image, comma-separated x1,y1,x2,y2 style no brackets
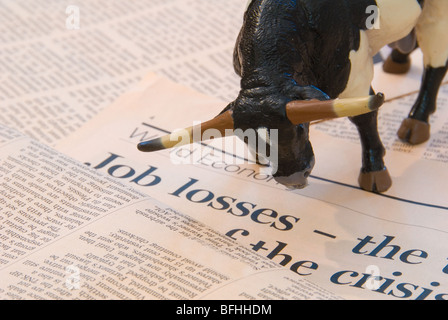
240,0,302,91
240,71,297,93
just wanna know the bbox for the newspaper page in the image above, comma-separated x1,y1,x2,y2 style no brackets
3,0,448,301
0,124,341,301
56,73,448,300
0,0,245,146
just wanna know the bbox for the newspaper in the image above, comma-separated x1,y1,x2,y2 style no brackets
0,124,340,300
56,73,448,300
1,0,448,301
0,0,245,146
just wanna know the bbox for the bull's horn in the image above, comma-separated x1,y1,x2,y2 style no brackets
286,93,385,124
137,93,384,152
137,110,234,152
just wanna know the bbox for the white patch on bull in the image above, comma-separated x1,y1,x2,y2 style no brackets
340,30,373,98
366,0,421,54
341,0,422,99
416,0,448,68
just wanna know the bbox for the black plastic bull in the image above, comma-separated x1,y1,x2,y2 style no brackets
138,0,446,193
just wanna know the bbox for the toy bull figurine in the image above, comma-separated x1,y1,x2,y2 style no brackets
138,0,447,193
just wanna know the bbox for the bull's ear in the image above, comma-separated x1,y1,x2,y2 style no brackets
137,109,235,152
286,93,385,124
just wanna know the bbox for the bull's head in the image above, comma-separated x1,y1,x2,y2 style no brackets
137,86,384,189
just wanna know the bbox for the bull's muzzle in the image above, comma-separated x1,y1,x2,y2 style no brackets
273,156,315,189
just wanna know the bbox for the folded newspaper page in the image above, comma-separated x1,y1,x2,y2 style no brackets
0,124,340,300
56,73,448,300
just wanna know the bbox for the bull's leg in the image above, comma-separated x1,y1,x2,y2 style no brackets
340,30,391,192
397,61,448,144
383,30,418,75
398,0,448,144
349,108,392,193
383,48,414,74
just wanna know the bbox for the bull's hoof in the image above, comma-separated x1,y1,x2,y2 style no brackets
358,168,392,193
382,55,411,74
397,118,430,145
